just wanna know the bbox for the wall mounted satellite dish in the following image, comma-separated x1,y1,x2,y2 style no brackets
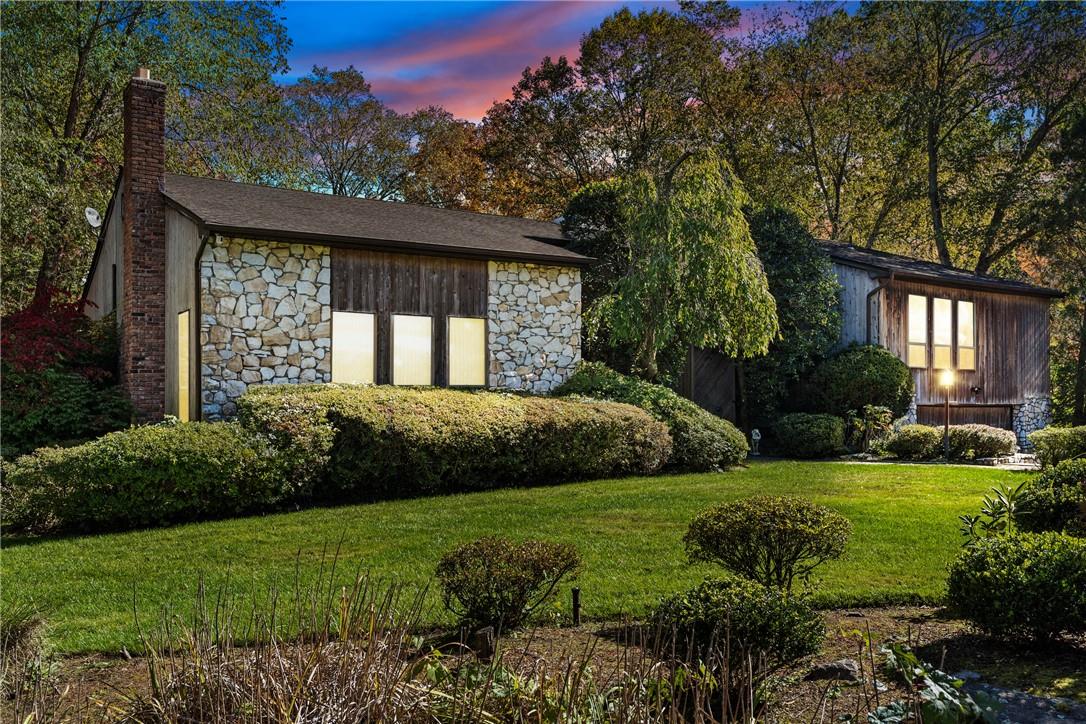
84,207,102,229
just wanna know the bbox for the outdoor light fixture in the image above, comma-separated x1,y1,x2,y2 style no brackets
939,369,955,460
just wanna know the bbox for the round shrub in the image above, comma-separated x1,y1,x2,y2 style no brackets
555,362,748,471
2,422,290,534
803,345,913,418
772,413,844,459
684,496,852,592
948,424,1017,460
947,532,1086,641
882,424,942,460
1029,425,1086,468
653,576,823,678
1018,459,1086,536
435,537,582,631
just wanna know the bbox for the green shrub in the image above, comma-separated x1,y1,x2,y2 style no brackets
238,384,672,499
946,532,1086,641
803,345,914,418
1029,425,1086,467
653,577,823,681
554,362,748,471
1018,459,1086,536
684,496,851,592
435,537,582,630
772,413,844,459
948,424,1017,460
882,424,943,460
2,422,290,534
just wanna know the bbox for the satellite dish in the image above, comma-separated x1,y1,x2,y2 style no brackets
84,207,102,229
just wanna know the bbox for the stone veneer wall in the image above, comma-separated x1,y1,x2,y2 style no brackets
1012,395,1051,451
200,238,331,419
487,261,581,392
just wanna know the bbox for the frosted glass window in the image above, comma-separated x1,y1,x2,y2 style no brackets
958,301,975,370
332,312,375,384
448,317,486,386
907,294,927,368
177,310,190,422
393,314,432,385
932,297,952,370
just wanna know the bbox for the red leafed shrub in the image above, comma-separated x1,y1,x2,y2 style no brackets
2,287,110,380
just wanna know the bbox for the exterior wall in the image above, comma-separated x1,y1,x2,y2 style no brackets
85,185,124,325
199,237,331,420
1012,395,1051,450
829,262,882,347
487,261,581,392
164,209,201,418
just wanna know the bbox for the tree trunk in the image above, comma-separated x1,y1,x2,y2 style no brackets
1073,299,1086,426
926,119,952,266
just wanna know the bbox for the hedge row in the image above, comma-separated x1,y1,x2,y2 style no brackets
881,424,1016,461
1029,426,1086,468
771,413,845,459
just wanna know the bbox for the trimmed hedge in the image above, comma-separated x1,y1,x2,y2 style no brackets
882,423,1016,461
803,345,914,418
947,533,1086,641
238,384,672,499
881,424,942,460
1018,459,1086,536
772,413,844,459
554,362,748,471
2,422,290,534
1029,426,1086,468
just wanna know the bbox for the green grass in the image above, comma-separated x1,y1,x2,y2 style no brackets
2,461,1026,654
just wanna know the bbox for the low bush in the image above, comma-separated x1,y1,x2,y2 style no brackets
802,345,914,419
946,532,1086,641
684,496,851,592
653,577,823,685
1029,425,1086,468
554,362,748,471
880,424,942,460
845,405,893,453
1018,459,1086,536
2,422,291,534
882,424,1017,461
772,413,844,459
239,385,672,500
435,537,581,631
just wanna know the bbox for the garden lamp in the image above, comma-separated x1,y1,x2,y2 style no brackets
939,369,955,461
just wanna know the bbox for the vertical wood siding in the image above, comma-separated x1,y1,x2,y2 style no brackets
830,263,882,347
165,209,202,418
331,248,487,386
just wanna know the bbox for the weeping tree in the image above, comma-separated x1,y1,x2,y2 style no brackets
592,151,779,379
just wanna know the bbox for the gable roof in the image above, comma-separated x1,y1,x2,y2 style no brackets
163,174,589,266
819,241,1063,298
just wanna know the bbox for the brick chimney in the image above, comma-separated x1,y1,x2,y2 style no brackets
120,67,167,420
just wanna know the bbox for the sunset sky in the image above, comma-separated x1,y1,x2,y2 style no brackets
279,1,777,121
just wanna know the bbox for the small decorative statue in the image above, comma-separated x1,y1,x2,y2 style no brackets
750,428,761,456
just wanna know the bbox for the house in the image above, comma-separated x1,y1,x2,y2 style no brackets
821,241,1062,447
84,70,588,422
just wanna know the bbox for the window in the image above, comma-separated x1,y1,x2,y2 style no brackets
177,310,190,422
448,317,486,386
932,297,953,370
957,301,975,370
393,314,432,385
907,294,927,368
332,312,375,384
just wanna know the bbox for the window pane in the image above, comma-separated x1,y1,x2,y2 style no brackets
393,314,432,385
957,301,974,347
332,311,375,384
959,346,975,371
908,343,927,368
933,345,952,370
907,295,927,344
178,310,190,422
448,317,486,386
933,297,952,346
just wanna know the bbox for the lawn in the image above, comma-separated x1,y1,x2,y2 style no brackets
3,460,1027,654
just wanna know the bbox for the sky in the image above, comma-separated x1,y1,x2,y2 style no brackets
279,1,778,121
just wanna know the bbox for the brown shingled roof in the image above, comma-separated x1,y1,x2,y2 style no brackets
163,174,590,266
819,241,1063,298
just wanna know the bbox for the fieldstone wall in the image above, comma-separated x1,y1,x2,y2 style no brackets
487,261,581,392
200,238,331,420
1012,395,1051,451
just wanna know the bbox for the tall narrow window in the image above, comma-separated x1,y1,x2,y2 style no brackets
448,317,486,386
907,294,927,368
932,297,953,369
177,310,190,422
957,301,975,370
332,312,375,384
393,314,432,385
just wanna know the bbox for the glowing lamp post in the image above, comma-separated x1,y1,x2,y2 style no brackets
939,369,955,461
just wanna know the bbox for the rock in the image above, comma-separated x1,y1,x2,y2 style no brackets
804,659,861,683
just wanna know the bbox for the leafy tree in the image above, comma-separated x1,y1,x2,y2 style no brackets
401,107,487,211
0,1,292,312
596,150,778,379
743,207,841,424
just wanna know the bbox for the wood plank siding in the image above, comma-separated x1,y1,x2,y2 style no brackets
831,263,882,347
331,248,488,386
165,208,202,418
